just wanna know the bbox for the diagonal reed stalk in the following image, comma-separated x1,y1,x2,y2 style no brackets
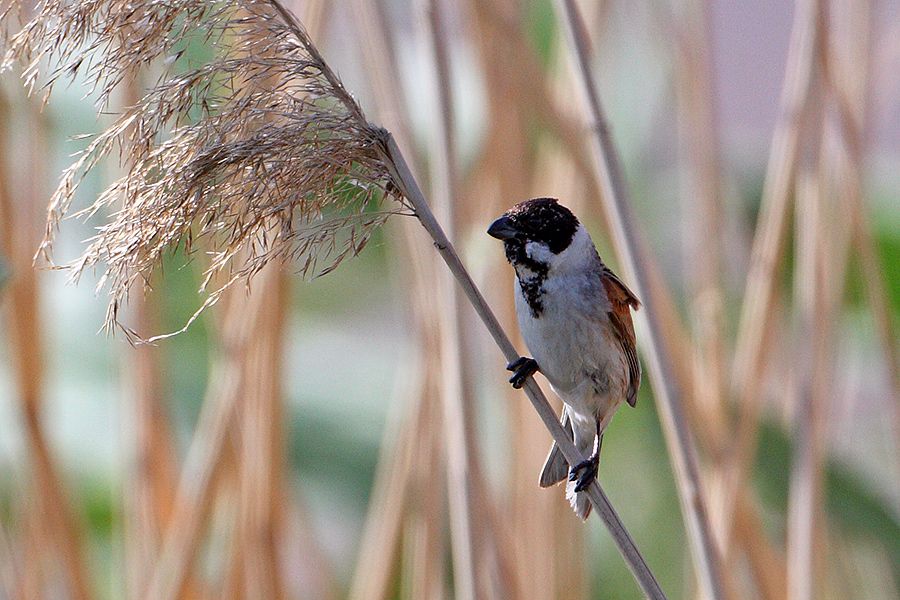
663,3,788,596
375,130,666,599
347,2,455,597
345,4,439,599
143,285,259,600
422,3,521,597
423,1,478,596
552,1,726,597
719,0,828,558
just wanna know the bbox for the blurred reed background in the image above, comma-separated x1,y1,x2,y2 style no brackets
0,0,897,599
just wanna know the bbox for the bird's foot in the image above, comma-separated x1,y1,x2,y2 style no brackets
506,357,539,389
568,454,599,493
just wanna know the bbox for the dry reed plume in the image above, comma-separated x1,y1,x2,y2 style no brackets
3,0,406,340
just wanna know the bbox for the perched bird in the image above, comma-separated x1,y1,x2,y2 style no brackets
487,197,641,519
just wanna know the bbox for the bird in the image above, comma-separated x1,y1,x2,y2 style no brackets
487,197,641,520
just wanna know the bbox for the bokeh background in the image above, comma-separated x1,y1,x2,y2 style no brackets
0,0,897,599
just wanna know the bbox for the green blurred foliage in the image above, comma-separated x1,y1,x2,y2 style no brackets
754,421,900,585
526,0,558,68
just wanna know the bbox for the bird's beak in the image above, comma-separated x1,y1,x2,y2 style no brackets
487,216,519,241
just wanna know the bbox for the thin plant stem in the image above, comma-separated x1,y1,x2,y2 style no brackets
144,287,263,600
237,264,287,600
552,1,726,597
403,382,448,600
672,0,728,436
348,375,421,600
423,1,481,597
347,1,449,598
375,130,667,600
787,125,829,600
0,88,91,600
721,0,827,551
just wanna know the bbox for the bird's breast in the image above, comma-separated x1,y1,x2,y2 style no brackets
514,271,627,413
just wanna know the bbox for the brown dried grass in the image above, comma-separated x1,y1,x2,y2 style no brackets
3,0,407,340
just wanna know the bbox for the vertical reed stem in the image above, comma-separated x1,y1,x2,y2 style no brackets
722,0,826,548
553,1,726,597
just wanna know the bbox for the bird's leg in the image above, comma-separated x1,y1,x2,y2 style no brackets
569,430,603,493
506,356,539,389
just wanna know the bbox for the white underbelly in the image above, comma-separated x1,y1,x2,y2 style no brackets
514,279,627,421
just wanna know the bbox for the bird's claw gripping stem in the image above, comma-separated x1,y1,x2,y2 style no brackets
569,454,599,492
506,356,539,389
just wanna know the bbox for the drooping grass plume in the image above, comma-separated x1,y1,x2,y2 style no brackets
2,0,407,340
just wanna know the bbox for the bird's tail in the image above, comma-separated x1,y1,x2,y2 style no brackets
566,479,592,520
538,408,593,520
538,409,571,488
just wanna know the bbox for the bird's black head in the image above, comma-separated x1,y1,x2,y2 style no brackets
487,198,580,270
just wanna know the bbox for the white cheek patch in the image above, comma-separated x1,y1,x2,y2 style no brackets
525,240,554,264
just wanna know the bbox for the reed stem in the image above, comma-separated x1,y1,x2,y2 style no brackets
553,1,726,597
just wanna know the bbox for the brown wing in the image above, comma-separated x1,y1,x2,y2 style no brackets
600,266,641,407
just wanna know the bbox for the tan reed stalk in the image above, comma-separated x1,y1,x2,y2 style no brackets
0,90,91,600
552,2,726,597
123,292,185,598
720,0,828,551
403,380,448,600
237,263,288,600
824,0,900,466
422,1,484,596
670,0,728,466
0,89,22,600
346,2,453,598
19,499,46,599
115,74,191,600
787,119,829,600
216,395,246,596
144,286,263,600
219,480,246,599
